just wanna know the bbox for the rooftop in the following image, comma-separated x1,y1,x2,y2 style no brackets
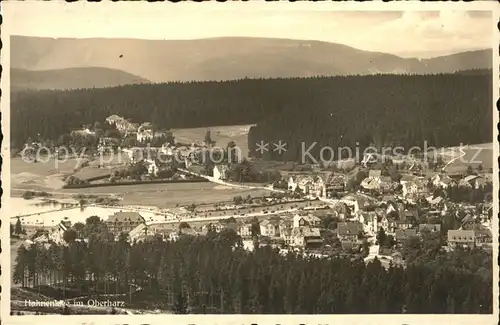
337,222,363,236
447,229,475,241
107,211,145,223
400,174,420,182
418,224,441,232
291,226,321,238
395,228,417,239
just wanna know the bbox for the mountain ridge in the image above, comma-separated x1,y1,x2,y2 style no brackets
11,67,150,91
11,36,492,87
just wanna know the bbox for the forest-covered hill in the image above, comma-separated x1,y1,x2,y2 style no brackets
11,67,150,91
247,72,492,161
11,72,492,159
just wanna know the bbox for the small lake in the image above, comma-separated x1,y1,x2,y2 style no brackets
8,197,166,227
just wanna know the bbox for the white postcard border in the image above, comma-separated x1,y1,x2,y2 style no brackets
1,1,499,324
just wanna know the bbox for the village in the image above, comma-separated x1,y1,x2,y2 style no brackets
13,114,494,269
6,3,498,317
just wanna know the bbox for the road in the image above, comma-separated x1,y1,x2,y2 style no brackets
147,202,332,225
177,168,285,193
10,203,176,221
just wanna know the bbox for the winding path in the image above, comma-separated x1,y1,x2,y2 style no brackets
441,144,468,172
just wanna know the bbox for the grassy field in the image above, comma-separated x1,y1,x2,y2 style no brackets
11,157,85,177
10,155,127,193
71,166,123,180
63,183,271,208
439,142,494,172
10,157,85,192
10,153,269,208
173,124,254,157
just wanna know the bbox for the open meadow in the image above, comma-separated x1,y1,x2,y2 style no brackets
10,154,128,193
60,182,271,208
10,150,270,209
438,142,494,172
173,124,254,157
11,157,86,192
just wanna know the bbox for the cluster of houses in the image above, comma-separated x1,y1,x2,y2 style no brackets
237,214,323,248
89,115,173,154
27,179,492,254
278,165,492,205
105,115,139,136
105,115,171,143
71,115,220,166
288,175,327,198
73,115,265,183
26,117,496,257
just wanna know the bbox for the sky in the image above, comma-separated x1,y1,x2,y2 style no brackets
3,1,495,58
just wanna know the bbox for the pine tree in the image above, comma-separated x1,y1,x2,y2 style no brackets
376,227,387,246
174,292,189,314
15,217,23,235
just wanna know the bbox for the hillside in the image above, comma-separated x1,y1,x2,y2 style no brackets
11,36,492,83
247,73,492,162
11,67,150,91
11,72,492,156
420,50,492,74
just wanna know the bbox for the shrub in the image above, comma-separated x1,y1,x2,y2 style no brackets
22,191,35,200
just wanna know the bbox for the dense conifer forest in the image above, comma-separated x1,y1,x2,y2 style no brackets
13,220,492,314
11,72,492,159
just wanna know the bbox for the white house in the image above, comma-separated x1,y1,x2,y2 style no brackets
400,175,425,198
214,222,226,233
288,176,299,192
279,220,293,244
361,177,381,191
358,211,378,235
386,201,403,216
427,195,444,207
184,157,192,169
290,226,322,248
341,193,376,215
402,182,419,198
431,174,453,189
238,222,253,239
308,177,327,198
260,219,281,238
288,176,326,198
48,222,68,244
122,122,139,136
379,215,395,235
144,159,159,177
161,144,175,156
137,123,154,143
292,214,321,228
106,114,125,125
213,164,230,181
280,227,293,245
459,175,485,189
168,232,180,242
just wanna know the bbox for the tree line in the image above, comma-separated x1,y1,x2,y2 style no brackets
11,72,492,157
13,217,492,314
